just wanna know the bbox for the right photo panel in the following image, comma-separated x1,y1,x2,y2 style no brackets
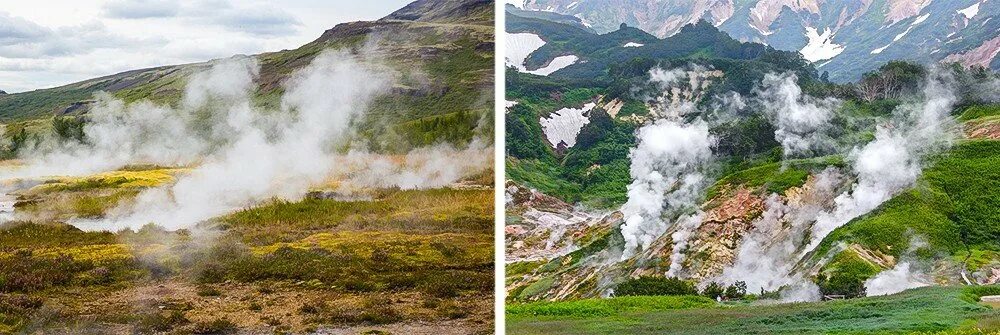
504,0,1000,334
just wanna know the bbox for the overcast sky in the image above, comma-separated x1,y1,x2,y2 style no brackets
0,0,414,93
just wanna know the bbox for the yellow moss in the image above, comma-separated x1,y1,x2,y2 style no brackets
28,168,187,194
252,231,492,266
30,244,133,264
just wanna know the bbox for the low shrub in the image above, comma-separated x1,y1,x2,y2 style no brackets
615,276,698,297
191,318,236,334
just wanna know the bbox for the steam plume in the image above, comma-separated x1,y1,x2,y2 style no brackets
865,262,930,296
804,70,958,252
335,137,493,190
619,66,717,261
69,50,391,231
756,73,839,159
716,169,843,297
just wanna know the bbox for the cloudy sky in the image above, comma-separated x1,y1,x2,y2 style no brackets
0,0,413,93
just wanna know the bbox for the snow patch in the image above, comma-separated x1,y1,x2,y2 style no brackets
889,13,930,45
540,102,595,148
749,22,774,36
505,100,518,113
624,42,644,47
506,0,525,9
876,12,930,55
872,44,891,54
505,32,577,76
527,55,578,76
567,1,579,9
505,32,546,70
959,2,980,19
800,27,845,62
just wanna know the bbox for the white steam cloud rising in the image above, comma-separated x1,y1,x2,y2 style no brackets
3,48,490,232
619,66,716,262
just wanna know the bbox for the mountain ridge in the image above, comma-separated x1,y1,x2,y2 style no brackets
513,0,1000,82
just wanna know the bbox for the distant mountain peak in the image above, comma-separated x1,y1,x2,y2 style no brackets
381,0,492,24
519,0,1000,82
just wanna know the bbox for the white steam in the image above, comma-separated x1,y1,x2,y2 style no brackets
865,236,932,296
780,281,824,302
619,66,718,269
334,138,493,190
804,71,958,252
619,119,712,259
69,51,391,231
716,168,843,300
665,213,703,276
756,73,839,159
864,262,930,296
714,70,957,301
6,59,273,180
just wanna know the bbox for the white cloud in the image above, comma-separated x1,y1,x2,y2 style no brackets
0,12,48,44
0,20,155,59
102,0,180,19
0,0,412,93
211,4,302,36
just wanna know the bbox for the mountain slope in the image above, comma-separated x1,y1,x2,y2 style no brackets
0,0,494,153
514,0,1000,82
506,10,813,81
383,0,493,24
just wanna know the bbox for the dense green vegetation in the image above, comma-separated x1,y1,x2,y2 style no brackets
614,276,697,297
613,276,749,301
507,286,1000,334
816,250,882,298
959,104,1000,122
706,156,843,200
813,140,1000,285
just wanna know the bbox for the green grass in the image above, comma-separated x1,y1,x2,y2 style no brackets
508,260,547,278
507,295,714,318
220,188,493,246
507,286,1000,334
958,104,1000,122
0,222,117,249
0,86,95,121
812,140,1000,263
706,156,843,200
506,158,581,202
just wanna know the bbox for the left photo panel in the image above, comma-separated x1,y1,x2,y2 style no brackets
0,0,495,334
